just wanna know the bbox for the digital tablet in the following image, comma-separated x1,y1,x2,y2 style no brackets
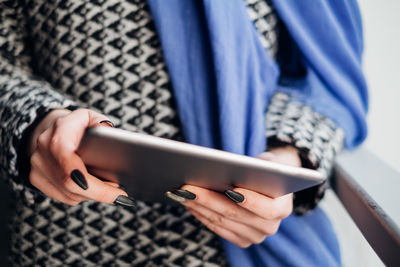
77,127,326,203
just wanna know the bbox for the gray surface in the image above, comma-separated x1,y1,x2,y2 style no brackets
321,191,385,267
321,146,400,267
336,147,400,227
332,165,400,265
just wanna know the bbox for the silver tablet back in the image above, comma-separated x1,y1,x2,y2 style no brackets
77,127,325,203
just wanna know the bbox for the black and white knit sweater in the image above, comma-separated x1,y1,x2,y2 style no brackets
0,0,344,266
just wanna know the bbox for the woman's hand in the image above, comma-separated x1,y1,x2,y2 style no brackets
28,109,134,207
169,146,301,248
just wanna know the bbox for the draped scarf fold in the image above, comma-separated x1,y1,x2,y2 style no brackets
146,0,365,265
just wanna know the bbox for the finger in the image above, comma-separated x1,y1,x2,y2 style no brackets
257,152,276,161
187,208,252,248
60,162,128,204
31,144,60,184
56,161,131,206
36,126,55,154
47,109,127,204
104,181,120,188
49,109,111,153
99,120,115,128
185,202,267,244
30,150,89,201
29,168,84,206
28,109,72,155
232,188,293,220
181,185,276,234
261,147,301,167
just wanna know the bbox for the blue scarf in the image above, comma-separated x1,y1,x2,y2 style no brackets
148,0,278,156
148,0,367,266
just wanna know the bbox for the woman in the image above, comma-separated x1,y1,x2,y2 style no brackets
0,0,367,266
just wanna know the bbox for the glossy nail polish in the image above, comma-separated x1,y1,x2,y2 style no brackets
171,189,196,200
99,120,115,128
114,195,136,207
70,169,88,190
165,191,186,202
224,190,244,203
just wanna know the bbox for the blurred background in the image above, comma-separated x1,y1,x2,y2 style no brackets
0,0,398,266
360,0,400,174
321,0,400,266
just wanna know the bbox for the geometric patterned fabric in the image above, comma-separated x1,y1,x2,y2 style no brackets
1,0,282,266
266,92,345,214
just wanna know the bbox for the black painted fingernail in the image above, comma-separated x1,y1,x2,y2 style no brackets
224,190,244,203
70,170,88,190
171,189,196,200
114,195,136,207
99,120,115,128
165,191,185,202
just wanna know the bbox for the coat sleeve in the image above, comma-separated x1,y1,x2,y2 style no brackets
266,0,368,214
0,1,77,191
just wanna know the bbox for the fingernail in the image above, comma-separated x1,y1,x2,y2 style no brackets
165,191,185,203
224,190,244,203
114,195,136,207
171,189,196,200
70,170,88,190
99,120,115,128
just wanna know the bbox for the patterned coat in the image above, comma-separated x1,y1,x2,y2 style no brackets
0,0,343,265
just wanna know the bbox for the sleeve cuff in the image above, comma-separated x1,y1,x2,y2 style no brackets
265,92,345,214
0,73,77,192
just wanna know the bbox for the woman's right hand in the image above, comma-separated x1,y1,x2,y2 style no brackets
28,109,135,207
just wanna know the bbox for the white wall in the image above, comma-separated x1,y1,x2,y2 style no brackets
360,0,400,172
322,2,400,266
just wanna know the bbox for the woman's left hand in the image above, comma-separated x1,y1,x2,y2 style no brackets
174,146,301,248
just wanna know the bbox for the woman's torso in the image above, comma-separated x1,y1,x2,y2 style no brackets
7,0,279,265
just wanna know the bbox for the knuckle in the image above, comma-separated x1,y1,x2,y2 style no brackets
206,222,218,233
253,234,267,244
262,223,279,236
271,222,281,235
64,191,83,203
281,208,292,219
50,117,70,151
262,226,273,236
264,229,274,236
265,209,279,220
283,203,293,218
36,133,48,151
49,135,62,155
208,213,224,226
54,116,66,129
199,195,212,207
29,173,39,187
223,208,238,219
62,177,77,192
237,241,251,248
30,152,40,168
